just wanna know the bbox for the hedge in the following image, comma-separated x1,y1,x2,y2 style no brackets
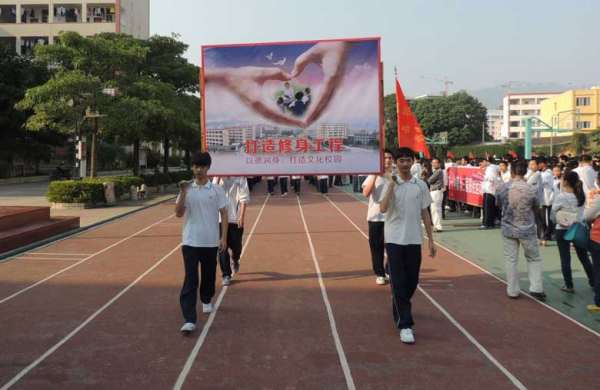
47,180,106,204
46,175,144,204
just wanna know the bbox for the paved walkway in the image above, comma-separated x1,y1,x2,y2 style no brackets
0,181,176,228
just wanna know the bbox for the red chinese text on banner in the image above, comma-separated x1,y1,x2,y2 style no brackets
447,166,484,207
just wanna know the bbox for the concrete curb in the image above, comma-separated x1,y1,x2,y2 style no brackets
0,195,177,263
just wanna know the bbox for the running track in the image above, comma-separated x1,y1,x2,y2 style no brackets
0,182,598,389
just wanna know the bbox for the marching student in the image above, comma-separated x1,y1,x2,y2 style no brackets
175,152,228,334
362,149,394,285
291,175,302,194
266,176,276,195
379,147,436,344
212,176,250,286
279,175,289,196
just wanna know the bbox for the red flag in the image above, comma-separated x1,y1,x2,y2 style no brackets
508,149,517,159
395,79,430,158
446,151,455,159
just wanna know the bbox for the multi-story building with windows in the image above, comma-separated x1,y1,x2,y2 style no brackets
487,109,504,140
317,123,348,140
501,92,560,140
0,0,149,55
540,87,600,136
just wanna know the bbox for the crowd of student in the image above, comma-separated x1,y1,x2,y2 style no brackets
375,152,600,314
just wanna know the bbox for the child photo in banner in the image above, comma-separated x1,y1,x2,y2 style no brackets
202,37,383,175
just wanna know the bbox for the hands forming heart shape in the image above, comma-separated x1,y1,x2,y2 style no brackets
205,41,350,128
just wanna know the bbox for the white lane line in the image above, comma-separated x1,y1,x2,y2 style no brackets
324,194,526,390
173,195,270,390
0,214,175,305
0,244,182,390
296,196,356,390
332,188,600,339
16,257,83,261
25,253,92,256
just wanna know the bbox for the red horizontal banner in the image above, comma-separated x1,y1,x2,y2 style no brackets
447,167,484,208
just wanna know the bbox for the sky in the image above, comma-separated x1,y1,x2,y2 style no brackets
149,0,600,97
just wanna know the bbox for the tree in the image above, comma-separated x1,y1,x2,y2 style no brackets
383,91,488,152
0,47,61,177
18,32,148,177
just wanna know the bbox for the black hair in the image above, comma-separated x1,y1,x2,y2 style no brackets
384,148,394,156
295,91,304,100
192,152,212,167
432,157,441,163
394,147,415,160
487,156,496,164
536,156,547,165
498,160,508,166
563,170,585,207
511,160,528,176
566,159,578,170
580,154,592,163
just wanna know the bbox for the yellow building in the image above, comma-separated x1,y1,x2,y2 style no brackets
540,87,600,137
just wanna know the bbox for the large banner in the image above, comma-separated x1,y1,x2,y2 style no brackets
447,167,484,207
201,37,383,175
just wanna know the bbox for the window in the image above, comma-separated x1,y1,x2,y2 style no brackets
509,121,520,127
509,132,519,138
537,98,547,104
53,5,82,23
0,5,17,23
509,99,520,105
577,121,592,129
576,97,591,106
510,110,520,116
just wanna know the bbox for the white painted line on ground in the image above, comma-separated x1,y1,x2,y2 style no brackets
0,243,182,390
0,213,175,305
332,188,600,339
296,196,356,390
173,195,270,390
16,257,83,261
26,253,93,256
324,194,526,390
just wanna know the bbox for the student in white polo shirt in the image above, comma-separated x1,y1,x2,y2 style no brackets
213,176,250,286
176,152,228,334
362,148,394,285
379,147,436,344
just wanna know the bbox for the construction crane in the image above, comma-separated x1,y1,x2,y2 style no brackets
420,75,454,97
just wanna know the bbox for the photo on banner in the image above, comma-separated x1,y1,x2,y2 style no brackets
201,37,383,175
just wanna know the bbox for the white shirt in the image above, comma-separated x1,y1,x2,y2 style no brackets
378,176,432,245
482,164,500,195
178,181,227,247
362,175,386,222
501,170,511,183
410,163,422,179
213,177,250,222
574,165,597,194
540,169,554,206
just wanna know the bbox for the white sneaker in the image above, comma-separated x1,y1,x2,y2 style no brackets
375,276,386,285
180,322,196,333
202,303,213,313
400,328,415,344
223,276,231,286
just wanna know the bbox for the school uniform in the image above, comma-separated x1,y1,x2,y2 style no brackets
279,175,289,195
363,175,386,278
378,176,432,330
291,175,302,194
266,176,276,194
214,177,250,278
178,180,227,324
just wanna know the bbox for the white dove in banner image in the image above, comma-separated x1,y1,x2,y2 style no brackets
273,57,286,66
265,52,273,61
